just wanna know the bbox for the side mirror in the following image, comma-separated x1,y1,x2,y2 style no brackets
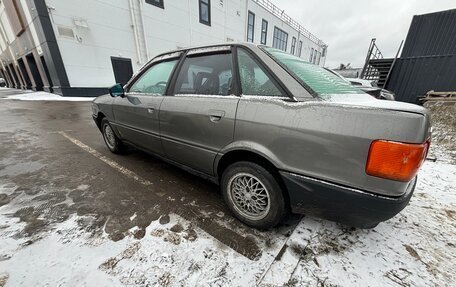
109,83,125,97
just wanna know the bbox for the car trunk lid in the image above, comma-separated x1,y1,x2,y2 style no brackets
321,93,429,117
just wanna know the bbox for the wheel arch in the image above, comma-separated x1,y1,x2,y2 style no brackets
95,112,106,130
215,147,290,209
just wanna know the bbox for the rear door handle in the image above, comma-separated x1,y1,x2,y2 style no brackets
208,110,225,122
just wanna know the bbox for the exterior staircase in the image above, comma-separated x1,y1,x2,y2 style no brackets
364,58,394,88
361,39,401,89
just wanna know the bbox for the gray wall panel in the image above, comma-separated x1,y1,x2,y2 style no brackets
387,55,456,103
386,9,456,103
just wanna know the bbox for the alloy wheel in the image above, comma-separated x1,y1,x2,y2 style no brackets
227,173,271,221
103,123,116,150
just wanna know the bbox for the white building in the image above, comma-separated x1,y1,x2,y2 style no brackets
0,0,327,96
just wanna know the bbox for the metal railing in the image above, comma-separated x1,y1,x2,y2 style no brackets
251,0,326,48
361,38,384,84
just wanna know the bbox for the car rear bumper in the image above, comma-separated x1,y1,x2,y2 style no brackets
280,171,417,228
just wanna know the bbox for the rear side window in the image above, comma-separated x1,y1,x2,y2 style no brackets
264,47,363,96
174,53,233,96
237,48,283,97
129,60,177,95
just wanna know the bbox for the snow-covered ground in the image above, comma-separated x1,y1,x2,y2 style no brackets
0,151,454,286
2,90,95,101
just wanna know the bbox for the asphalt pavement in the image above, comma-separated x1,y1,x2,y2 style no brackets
0,88,299,261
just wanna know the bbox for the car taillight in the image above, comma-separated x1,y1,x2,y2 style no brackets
366,140,429,182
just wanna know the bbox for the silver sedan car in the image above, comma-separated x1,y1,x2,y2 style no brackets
92,43,431,229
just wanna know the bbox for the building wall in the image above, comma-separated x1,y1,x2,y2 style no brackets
45,0,138,88
0,0,71,92
0,0,327,96
246,0,326,66
45,0,250,88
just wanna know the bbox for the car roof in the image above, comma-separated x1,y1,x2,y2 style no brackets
153,42,259,59
125,42,264,91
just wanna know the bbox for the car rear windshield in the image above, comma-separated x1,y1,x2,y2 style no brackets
263,47,364,96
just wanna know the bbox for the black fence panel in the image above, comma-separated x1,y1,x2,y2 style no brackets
385,9,456,103
401,9,456,58
386,55,456,103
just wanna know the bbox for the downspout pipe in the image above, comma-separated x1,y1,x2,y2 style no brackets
138,0,149,61
129,0,142,64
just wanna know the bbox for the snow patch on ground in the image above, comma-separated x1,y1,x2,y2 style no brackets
0,215,124,287
0,212,277,286
0,157,454,286
262,160,456,286
4,91,95,101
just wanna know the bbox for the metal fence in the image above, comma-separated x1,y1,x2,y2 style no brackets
385,9,456,103
386,55,456,103
250,0,326,48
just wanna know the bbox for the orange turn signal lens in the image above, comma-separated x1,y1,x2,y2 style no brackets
366,140,429,182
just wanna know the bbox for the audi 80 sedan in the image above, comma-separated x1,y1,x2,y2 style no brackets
92,43,431,229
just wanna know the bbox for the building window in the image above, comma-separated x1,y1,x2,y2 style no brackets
261,19,268,44
146,0,164,9
199,0,211,26
313,50,317,64
272,27,288,51
247,11,255,42
316,51,321,65
310,48,314,63
298,40,303,57
290,37,296,54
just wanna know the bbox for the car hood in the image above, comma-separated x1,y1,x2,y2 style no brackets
92,94,113,104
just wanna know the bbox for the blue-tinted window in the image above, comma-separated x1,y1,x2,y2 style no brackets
129,60,177,94
264,47,364,96
174,53,233,96
237,48,283,97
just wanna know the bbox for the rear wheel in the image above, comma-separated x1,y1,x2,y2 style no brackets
101,118,125,154
221,161,286,229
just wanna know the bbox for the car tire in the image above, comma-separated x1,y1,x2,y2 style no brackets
221,161,286,229
101,118,125,154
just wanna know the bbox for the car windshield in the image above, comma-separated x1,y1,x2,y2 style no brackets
263,47,364,96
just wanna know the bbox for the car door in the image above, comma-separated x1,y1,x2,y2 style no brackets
111,56,180,155
159,47,239,175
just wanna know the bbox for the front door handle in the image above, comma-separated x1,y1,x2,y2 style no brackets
208,110,225,122
147,104,157,114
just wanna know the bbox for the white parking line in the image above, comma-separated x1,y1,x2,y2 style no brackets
58,131,154,187
58,131,295,265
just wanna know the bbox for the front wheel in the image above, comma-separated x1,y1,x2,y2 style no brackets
221,161,286,229
101,118,125,154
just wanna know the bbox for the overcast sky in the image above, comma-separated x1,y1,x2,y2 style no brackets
272,0,455,68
